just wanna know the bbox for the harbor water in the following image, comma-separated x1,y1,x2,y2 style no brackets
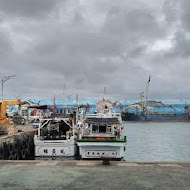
124,122,190,162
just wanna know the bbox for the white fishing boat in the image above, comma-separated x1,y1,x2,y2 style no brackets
34,108,77,157
77,98,127,160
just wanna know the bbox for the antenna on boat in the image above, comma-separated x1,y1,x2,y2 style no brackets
102,87,106,113
145,75,151,103
74,94,80,137
63,84,66,95
76,94,78,105
62,83,66,102
53,93,56,111
103,87,106,99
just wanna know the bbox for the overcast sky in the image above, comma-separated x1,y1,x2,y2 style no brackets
0,0,190,101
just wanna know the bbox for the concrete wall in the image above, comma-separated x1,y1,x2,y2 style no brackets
0,131,36,160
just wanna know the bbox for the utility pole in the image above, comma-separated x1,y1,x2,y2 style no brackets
0,75,16,102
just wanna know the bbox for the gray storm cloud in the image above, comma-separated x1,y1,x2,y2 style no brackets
0,0,189,100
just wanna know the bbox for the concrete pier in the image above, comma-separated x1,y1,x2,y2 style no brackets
0,161,189,190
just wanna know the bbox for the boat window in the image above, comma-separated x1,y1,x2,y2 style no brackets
84,125,91,135
106,126,112,133
99,125,107,133
92,125,98,133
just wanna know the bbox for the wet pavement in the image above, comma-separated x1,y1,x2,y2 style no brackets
0,161,189,190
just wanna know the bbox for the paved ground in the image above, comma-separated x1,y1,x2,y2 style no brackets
16,123,36,132
0,161,189,190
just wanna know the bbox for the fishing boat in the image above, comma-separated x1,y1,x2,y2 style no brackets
121,76,190,121
121,101,190,121
34,107,78,157
77,98,127,160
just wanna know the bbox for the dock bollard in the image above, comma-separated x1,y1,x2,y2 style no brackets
102,157,111,165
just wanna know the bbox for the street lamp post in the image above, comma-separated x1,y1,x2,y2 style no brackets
0,75,16,102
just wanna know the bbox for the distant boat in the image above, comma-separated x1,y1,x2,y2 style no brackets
122,101,190,121
122,76,190,121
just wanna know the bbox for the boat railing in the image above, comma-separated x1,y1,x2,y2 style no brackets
82,133,115,138
86,113,121,117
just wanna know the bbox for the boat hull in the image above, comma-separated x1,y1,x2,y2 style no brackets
34,135,76,157
122,113,190,122
77,141,126,159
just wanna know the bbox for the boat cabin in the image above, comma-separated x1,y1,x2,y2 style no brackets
38,118,73,140
82,114,121,138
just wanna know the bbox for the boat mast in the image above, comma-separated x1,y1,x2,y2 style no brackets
140,92,144,112
103,87,106,99
103,87,106,114
142,75,151,116
74,94,79,136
